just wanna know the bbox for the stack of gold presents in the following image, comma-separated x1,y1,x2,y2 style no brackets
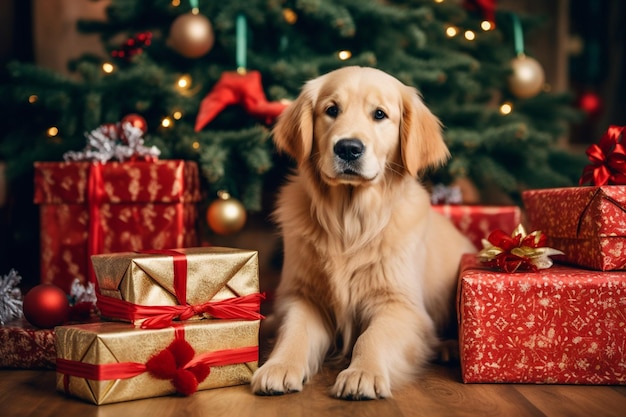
55,247,263,404
33,141,263,404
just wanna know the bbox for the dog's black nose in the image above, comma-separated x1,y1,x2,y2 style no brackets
334,139,365,161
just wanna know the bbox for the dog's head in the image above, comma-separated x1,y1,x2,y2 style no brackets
273,66,449,186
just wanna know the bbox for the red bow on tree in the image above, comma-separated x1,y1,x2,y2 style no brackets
463,0,497,24
580,125,626,186
194,70,288,131
477,225,563,273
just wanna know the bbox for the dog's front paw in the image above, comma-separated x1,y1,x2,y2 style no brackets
251,362,306,396
330,368,391,400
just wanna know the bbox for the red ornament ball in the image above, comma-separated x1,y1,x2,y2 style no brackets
23,284,70,329
121,113,148,134
578,91,603,116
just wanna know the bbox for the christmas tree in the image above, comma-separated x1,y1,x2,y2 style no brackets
1,0,586,236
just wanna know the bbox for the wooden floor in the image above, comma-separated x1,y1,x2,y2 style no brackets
2,355,626,417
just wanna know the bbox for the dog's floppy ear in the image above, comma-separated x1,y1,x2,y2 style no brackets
272,81,317,165
400,86,450,177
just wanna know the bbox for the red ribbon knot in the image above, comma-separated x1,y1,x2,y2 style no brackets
580,125,626,186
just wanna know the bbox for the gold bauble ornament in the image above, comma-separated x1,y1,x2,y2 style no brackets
206,191,247,235
168,12,214,58
508,55,545,99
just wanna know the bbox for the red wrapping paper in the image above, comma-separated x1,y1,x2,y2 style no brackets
0,318,56,369
34,160,201,293
432,205,521,250
458,254,626,384
522,186,626,271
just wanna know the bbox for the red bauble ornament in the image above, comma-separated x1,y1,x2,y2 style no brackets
121,113,148,133
578,91,603,116
23,284,70,329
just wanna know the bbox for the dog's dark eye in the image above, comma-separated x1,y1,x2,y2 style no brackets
325,105,339,118
373,109,387,120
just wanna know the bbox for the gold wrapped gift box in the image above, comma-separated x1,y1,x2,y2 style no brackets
92,247,260,326
55,320,259,404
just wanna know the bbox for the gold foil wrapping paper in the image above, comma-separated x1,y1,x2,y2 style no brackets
55,320,259,404
92,247,259,321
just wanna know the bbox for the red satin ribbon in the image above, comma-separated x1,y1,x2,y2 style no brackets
58,326,258,397
97,292,265,328
96,248,264,328
87,162,106,285
580,125,626,186
140,249,189,304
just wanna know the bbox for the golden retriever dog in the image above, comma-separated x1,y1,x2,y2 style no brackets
251,66,475,400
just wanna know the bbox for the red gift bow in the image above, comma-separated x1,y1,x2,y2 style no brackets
477,224,563,273
96,248,264,328
57,327,258,397
96,292,265,329
580,125,626,186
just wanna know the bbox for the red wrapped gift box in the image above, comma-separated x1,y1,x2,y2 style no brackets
522,186,626,271
0,318,56,369
432,205,521,250
458,254,626,384
34,160,201,293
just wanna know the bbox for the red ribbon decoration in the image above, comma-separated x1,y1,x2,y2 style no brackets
96,248,264,328
477,225,562,273
480,229,543,273
87,162,106,285
580,125,626,186
57,327,258,397
96,292,265,329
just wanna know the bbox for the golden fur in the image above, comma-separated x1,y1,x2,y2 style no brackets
251,67,475,400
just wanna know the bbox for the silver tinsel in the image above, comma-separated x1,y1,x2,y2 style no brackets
63,122,160,163
430,183,463,205
69,278,97,305
0,269,23,325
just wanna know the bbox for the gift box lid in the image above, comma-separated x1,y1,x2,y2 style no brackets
92,246,260,321
522,186,626,239
34,160,201,204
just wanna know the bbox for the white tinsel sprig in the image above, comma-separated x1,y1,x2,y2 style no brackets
0,269,23,325
69,278,96,305
430,183,463,205
63,122,160,163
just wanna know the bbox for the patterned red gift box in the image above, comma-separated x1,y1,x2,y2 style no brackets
0,318,56,369
458,254,626,384
34,160,201,293
432,205,521,250
522,186,626,271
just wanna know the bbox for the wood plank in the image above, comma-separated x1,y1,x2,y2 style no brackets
515,384,626,417
3,366,626,417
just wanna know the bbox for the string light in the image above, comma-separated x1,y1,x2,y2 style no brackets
171,0,180,6
500,102,513,115
102,62,115,74
464,30,476,41
283,8,297,24
177,74,192,90
161,117,173,128
434,0,444,3
192,141,200,150
47,126,59,137
481,21,493,31
446,26,458,37
28,95,38,104
173,111,183,120
338,50,352,60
